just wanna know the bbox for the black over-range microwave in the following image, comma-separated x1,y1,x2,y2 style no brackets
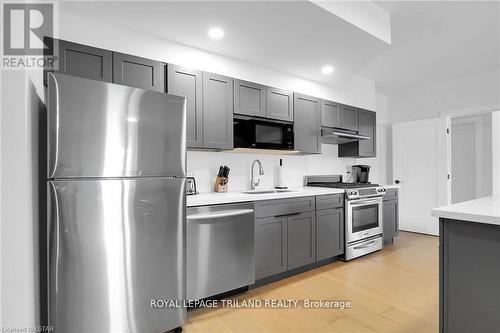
234,116,294,150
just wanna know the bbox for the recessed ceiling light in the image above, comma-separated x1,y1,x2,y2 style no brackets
208,27,224,40
321,65,334,74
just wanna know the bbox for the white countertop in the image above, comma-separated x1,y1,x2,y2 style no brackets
187,187,345,207
431,196,500,226
187,184,398,207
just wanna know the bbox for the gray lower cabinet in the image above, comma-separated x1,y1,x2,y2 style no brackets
294,93,321,153
383,189,399,244
339,104,359,131
383,199,398,244
254,197,316,280
316,208,344,261
255,211,316,279
234,79,266,117
55,39,112,83
266,87,293,122
321,100,341,128
255,216,288,279
113,52,165,92
338,109,376,158
202,72,234,149
167,65,203,148
287,211,316,270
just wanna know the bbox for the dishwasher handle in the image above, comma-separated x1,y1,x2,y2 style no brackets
188,209,254,221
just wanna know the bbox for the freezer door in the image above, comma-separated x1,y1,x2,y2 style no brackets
48,178,186,333
47,72,186,178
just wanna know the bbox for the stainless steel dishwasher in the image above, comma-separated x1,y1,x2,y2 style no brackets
187,202,255,300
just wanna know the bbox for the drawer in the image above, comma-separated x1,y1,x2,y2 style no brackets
254,196,315,218
383,189,398,201
316,194,344,210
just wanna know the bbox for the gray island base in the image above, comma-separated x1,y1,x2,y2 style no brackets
433,196,500,333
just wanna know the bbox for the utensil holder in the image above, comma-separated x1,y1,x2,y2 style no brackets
214,176,228,192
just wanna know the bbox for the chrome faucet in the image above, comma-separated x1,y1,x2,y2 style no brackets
250,159,265,190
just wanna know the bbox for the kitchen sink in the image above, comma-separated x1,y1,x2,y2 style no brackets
242,189,296,194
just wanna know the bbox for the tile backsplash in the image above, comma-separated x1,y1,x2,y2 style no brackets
187,144,355,193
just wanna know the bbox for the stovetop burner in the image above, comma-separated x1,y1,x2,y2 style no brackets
307,182,380,189
304,175,385,199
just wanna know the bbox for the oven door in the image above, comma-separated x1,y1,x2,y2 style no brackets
346,196,383,243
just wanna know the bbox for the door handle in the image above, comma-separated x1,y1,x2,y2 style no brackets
350,199,380,206
353,240,378,250
188,209,254,220
394,179,400,184
275,212,301,218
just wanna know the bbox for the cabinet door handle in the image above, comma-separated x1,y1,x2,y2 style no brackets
275,212,301,218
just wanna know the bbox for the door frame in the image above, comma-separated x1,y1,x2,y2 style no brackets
392,117,448,235
440,103,499,204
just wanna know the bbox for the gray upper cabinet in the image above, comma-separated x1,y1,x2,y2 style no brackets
167,65,203,148
266,87,293,122
234,79,266,117
287,211,316,270
56,40,112,83
339,104,359,132
113,52,165,92
316,207,344,261
255,216,288,280
294,93,321,154
358,109,376,157
202,72,234,149
339,109,376,158
321,100,341,128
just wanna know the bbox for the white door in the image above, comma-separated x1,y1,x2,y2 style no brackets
393,118,448,236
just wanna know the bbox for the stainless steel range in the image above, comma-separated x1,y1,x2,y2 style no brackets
305,175,386,261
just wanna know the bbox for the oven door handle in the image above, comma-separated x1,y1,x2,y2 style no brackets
350,199,381,206
352,239,379,250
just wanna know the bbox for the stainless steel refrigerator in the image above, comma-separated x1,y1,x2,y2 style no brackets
46,72,187,333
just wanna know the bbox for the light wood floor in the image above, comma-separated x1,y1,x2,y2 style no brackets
184,232,439,333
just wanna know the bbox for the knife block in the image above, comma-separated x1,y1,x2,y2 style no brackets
214,176,228,192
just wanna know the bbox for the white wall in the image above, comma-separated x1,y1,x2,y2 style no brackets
387,70,500,123
189,145,355,193
1,70,40,327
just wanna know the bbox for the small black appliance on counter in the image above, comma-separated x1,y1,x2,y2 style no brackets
351,165,371,183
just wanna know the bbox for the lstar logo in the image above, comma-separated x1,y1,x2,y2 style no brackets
3,3,53,55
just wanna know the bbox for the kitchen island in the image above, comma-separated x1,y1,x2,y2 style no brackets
431,196,500,333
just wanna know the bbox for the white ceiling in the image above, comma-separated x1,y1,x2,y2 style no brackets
60,1,500,94
365,1,500,93
59,1,388,87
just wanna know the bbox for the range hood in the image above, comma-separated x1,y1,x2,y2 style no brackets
321,127,370,144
